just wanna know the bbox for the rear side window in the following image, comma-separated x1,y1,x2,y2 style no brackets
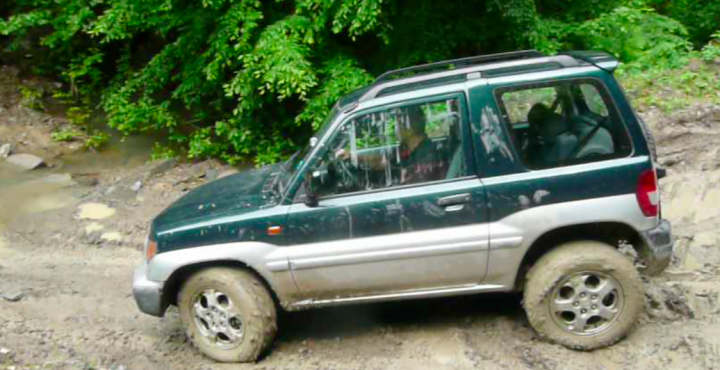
495,79,632,170
502,87,560,124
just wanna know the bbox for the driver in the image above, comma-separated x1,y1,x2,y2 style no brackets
396,107,446,184
335,106,447,185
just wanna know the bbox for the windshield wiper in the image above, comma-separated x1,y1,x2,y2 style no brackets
268,169,287,200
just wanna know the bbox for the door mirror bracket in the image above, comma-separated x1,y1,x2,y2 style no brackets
303,164,331,207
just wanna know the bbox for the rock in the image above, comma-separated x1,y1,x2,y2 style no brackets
0,348,12,364
190,162,208,178
40,173,74,187
149,159,176,176
130,181,143,192
105,186,117,195
73,175,99,187
218,169,239,179
205,168,219,181
1,291,25,302
5,153,45,171
0,143,11,158
84,231,103,245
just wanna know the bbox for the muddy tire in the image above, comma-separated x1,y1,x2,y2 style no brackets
523,241,643,350
178,267,277,362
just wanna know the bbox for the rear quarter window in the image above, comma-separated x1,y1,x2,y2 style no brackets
494,79,632,170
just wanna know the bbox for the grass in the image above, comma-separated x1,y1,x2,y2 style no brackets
618,59,720,113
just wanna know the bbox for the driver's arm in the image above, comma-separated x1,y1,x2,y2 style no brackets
334,148,388,171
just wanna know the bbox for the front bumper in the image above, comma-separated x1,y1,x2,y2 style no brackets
638,219,674,275
133,264,167,317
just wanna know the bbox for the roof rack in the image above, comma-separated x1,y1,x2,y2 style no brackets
357,54,579,103
373,50,545,84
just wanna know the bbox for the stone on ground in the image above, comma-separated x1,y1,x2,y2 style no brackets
0,143,11,158
5,153,45,171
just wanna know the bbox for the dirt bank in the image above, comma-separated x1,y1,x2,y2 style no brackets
1,68,719,370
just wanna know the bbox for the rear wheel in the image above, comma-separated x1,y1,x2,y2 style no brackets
178,267,277,362
523,241,643,350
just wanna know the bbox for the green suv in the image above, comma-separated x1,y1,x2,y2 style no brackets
133,50,673,362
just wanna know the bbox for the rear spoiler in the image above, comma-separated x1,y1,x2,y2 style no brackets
560,51,620,73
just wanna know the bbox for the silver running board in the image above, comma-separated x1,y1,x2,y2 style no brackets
290,284,507,309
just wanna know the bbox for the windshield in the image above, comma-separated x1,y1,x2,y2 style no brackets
278,104,341,193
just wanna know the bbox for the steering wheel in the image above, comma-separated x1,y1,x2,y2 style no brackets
332,156,361,190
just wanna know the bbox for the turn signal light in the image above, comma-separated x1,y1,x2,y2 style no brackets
145,239,158,261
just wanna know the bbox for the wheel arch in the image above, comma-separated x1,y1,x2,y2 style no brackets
514,221,645,290
162,260,284,311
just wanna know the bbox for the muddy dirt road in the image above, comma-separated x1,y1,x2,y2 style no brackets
1,65,720,369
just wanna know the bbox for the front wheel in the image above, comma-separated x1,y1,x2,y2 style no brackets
178,267,277,362
523,241,643,350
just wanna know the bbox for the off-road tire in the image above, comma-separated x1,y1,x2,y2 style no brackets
523,241,643,350
178,267,277,362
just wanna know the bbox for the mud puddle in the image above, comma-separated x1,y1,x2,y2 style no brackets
0,128,154,234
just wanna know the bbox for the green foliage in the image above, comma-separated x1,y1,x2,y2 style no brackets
85,130,109,149
646,0,720,47
296,56,373,130
576,7,691,69
18,86,45,110
151,143,177,161
618,63,720,113
66,106,91,126
700,32,720,63
2,0,718,164
617,32,720,113
51,128,83,142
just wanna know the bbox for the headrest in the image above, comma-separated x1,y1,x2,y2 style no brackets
537,115,571,144
528,103,552,125
527,103,570,143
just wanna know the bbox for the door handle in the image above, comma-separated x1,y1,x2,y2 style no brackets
437,193,471,207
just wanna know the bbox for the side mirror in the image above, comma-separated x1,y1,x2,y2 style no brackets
303,163,331,207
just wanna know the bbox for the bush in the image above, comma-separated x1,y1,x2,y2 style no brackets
701,32,720,63
1,1,716,164
576,6,691,70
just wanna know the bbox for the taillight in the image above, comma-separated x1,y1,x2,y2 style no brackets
636,169,658,217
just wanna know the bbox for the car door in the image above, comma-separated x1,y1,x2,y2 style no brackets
284,93,490,301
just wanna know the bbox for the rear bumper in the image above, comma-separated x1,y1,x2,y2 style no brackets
132,264,167,317
638,219,674,275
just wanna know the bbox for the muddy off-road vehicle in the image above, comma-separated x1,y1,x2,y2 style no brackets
133,50,674,362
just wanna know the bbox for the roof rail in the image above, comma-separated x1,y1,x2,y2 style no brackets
358,55,578,103
373,50,545,84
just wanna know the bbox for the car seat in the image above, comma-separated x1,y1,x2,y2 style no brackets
570,115,614,159
528,104,578,166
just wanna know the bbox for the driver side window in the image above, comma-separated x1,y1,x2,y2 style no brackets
314,98,465,197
